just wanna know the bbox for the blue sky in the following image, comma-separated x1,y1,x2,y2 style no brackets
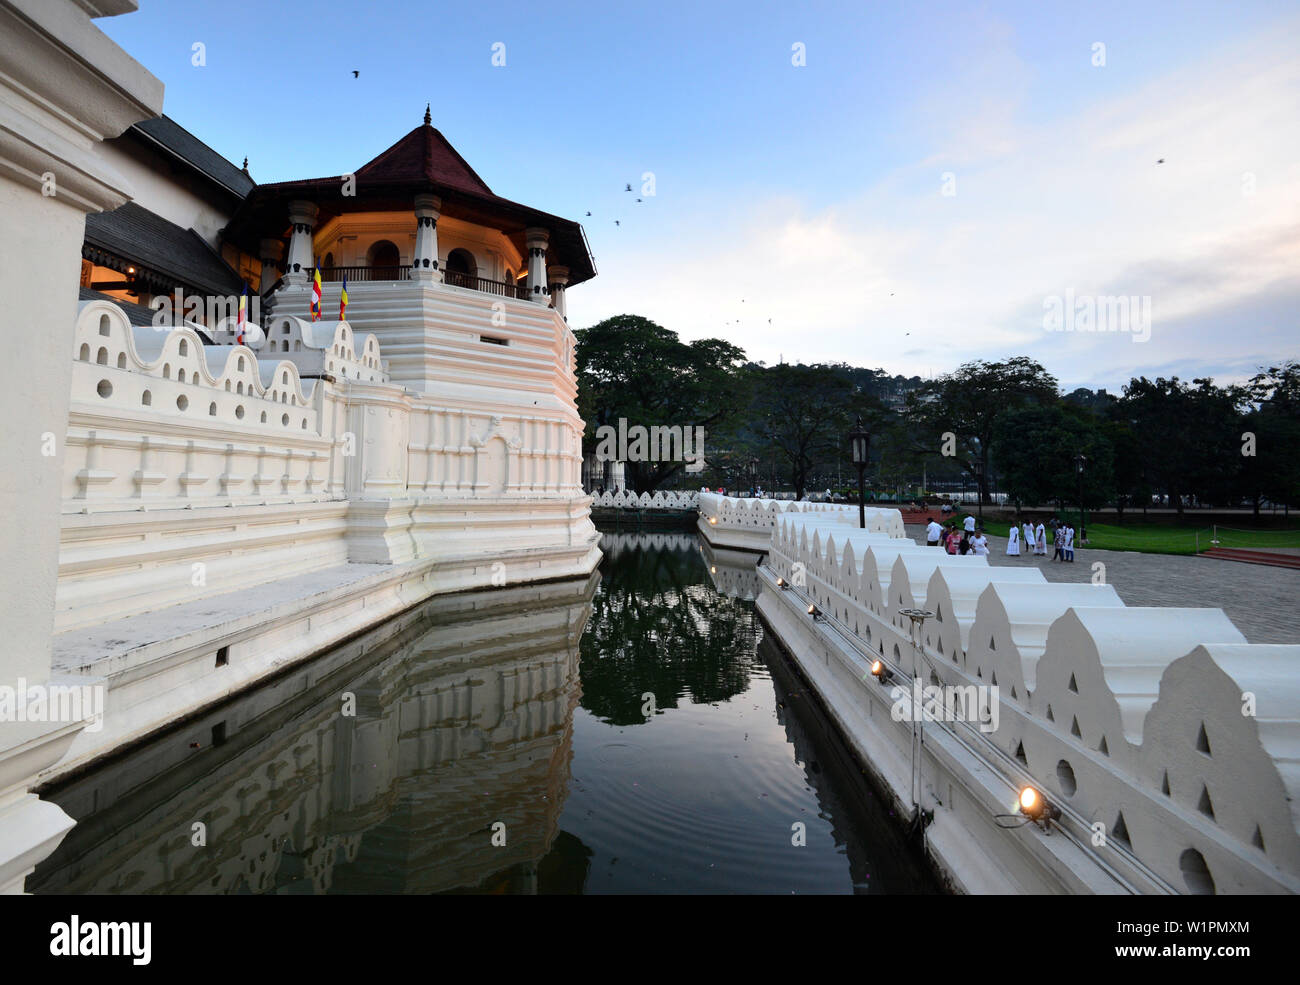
98,0,1299,390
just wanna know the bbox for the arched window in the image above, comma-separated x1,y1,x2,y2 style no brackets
367,240,400,269
324,251,335,269
447,248,478,283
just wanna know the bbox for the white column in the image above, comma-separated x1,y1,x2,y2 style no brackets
547,264,569,320
284,200,318,286
258,237,284,295
525,226,549,304
413,193,442,283
0,0,164,894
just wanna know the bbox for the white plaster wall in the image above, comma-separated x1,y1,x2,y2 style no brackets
1,183,88,680
96,138,235,246
755,500,1300,893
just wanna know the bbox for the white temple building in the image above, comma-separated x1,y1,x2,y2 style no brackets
0,0,598,891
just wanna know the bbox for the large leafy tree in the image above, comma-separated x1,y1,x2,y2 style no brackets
746,363,887,499
903,357,1059,504
574,315,748,492
1242,361,1300,512
991,404,1114,514
1110,377,1246,514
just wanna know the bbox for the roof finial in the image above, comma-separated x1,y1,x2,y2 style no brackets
423,104,431,126
241,156,249,173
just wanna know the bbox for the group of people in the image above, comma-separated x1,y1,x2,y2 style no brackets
925,513,991,556
926,514,1079,562
1006,517,1077,562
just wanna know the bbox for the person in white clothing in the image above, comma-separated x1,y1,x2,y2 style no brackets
1064,524,1075,562
963,514,976,533
926,519,943,546
971,530,989,555
1006,523,1021,556
1022,521,1034,554
1034,522,1047,556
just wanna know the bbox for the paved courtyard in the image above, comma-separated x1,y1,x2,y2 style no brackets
904,524,1299,644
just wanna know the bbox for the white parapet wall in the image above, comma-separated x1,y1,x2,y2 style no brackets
756,503,1300,895
591,489,700,510
697,491,905,552
45,299,600,780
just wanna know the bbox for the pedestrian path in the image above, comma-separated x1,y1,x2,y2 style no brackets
905,524,1299,644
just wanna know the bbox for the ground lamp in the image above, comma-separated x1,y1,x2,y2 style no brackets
849,417,870,529
1018,786,1061,829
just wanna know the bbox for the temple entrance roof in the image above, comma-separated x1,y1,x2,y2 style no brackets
223,112,595,287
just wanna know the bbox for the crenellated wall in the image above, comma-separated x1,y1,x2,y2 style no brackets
748,498,1300,894
697,492,899,552
45,297,599,779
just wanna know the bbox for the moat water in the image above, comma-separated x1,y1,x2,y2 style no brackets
29,532,940,894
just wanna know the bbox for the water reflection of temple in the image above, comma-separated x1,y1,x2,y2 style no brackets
698,539,762,601
29,573,598,895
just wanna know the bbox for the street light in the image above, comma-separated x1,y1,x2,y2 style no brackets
749,457,759,497
1075,453,1088,543
899,606,934,837
849,416,870,529
971,459,984,525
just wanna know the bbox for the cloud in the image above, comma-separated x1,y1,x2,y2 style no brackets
570,17,1300,391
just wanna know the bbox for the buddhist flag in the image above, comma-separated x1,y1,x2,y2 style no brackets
236,282,248,344
339,275,349,321
311,266,322,321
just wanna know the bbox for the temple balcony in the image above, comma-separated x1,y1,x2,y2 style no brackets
315,264,532,302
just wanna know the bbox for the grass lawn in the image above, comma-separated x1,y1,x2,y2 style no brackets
928,518,1300,556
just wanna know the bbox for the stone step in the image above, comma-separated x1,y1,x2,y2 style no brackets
1201,547,1300,569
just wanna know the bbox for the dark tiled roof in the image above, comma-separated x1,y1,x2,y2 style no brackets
232,121,596,287
84,202,244,297
79,288,157,327
355,124,494,196
78,288,216,342
132,116,254,199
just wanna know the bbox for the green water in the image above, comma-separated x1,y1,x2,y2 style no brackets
29,532,940,894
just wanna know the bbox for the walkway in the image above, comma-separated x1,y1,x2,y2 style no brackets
904,524,1300,644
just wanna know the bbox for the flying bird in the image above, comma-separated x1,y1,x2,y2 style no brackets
1156,158,1165,164
585,211,592,216
614,220,620,226
352,70,359,78
636,198,642,203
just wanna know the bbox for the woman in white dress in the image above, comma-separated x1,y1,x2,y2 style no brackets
1022,521,1034,554
1034,522,1047,556
1006,523,1021,556
972,531,990,556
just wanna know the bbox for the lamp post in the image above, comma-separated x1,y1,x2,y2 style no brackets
899,606,934,838
849,416,870,529
1075,453,1088,543
971,459,984,525
749,457,758,497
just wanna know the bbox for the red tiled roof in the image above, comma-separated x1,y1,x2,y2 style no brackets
223,116,596,286
354,124,494,198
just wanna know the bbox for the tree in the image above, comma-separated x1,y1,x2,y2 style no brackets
574,314,748,492
1111,377,1245,514
747,363,884,499
992,404,1114,515
903,357,1059,505
1243,361,1300,512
